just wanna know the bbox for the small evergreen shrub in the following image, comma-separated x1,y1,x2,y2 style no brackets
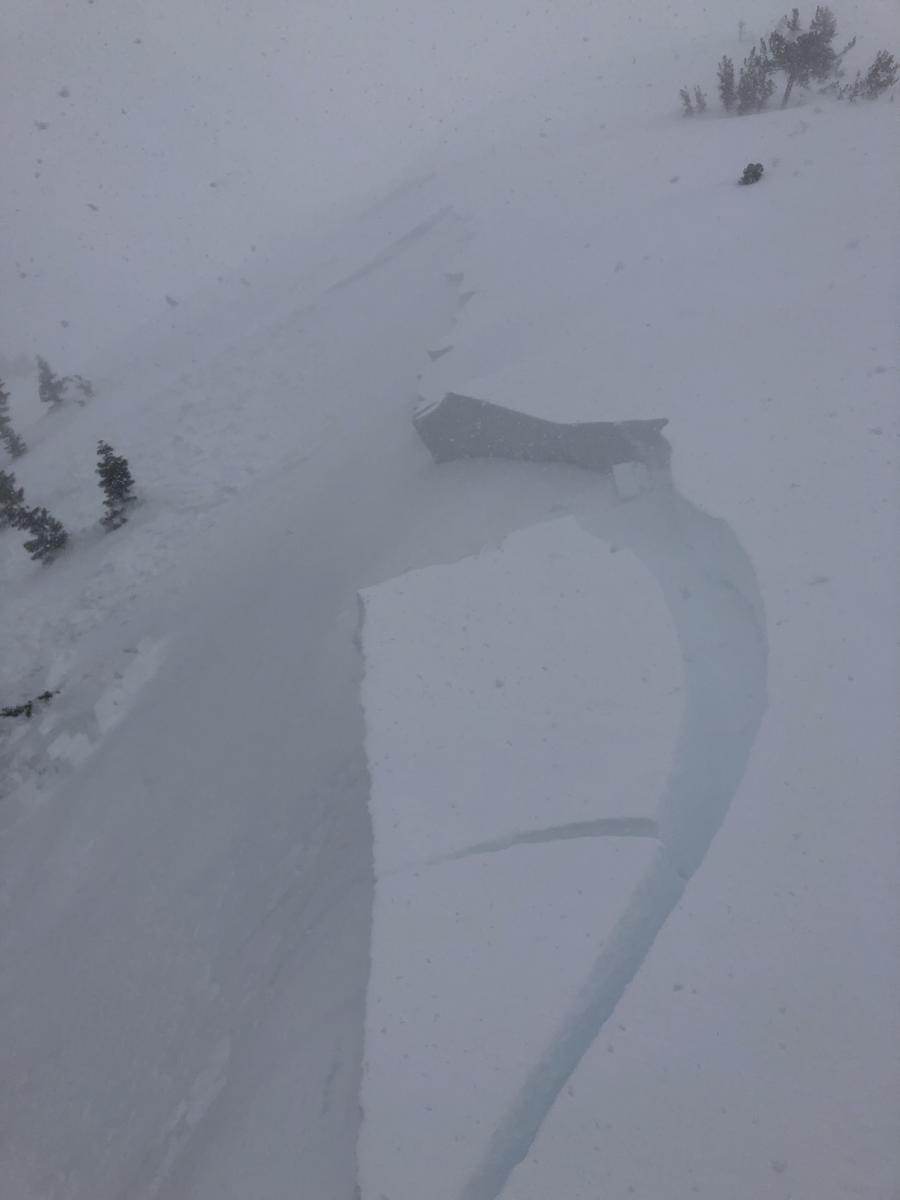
0,378,27,458
36,357,95,408
10,504,69,563
0,468,25,528
718,56,737,111
680,85,709,115
841,50,899,99
36,356,67,407
737,44,776,113
96,440,138,529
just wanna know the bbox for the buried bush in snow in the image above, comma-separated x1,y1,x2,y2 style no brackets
1,690,58,720
740,162,765,184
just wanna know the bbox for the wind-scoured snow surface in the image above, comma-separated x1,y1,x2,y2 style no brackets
2,3,899,1199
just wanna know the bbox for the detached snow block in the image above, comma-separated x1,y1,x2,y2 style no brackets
414,393,669,473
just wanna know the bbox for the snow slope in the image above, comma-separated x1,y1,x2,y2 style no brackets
2,5,899,1199
356,57,898,1200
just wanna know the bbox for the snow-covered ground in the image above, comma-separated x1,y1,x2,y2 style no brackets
2,3,899,1198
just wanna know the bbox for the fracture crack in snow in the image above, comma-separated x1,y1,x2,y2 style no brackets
358,401,767,1200
425,818,660,866
377,819,661,880
326,207,466,293
460,847,686,1200
429,459,768,1200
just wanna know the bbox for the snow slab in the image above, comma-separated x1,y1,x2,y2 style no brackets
360,516,681,874
359,514,688,1200
359,838,668,1200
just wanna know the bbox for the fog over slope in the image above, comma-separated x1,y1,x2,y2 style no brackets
1,3,898,1199
3,0,892,360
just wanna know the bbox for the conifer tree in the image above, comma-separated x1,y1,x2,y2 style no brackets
679,87,695,116
10,504,68,563
694,86,708,112
844,50,899,100
737,43,776,113
36,356,67,407
1,467,67,561
768,6,854,107
718,55,737,111
0,468,25,529
96,440,137,529
0,378,27,458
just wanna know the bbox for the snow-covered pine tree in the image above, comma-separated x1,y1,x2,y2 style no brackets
96,440,137,529
679,87,695,116
0,378,27,458
718,56,737,111
0,468,25,529
845,50,899,100
10,504,68,563
1,466,68,560
737,43,776,113
36,356,67,407
768,6,853,108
